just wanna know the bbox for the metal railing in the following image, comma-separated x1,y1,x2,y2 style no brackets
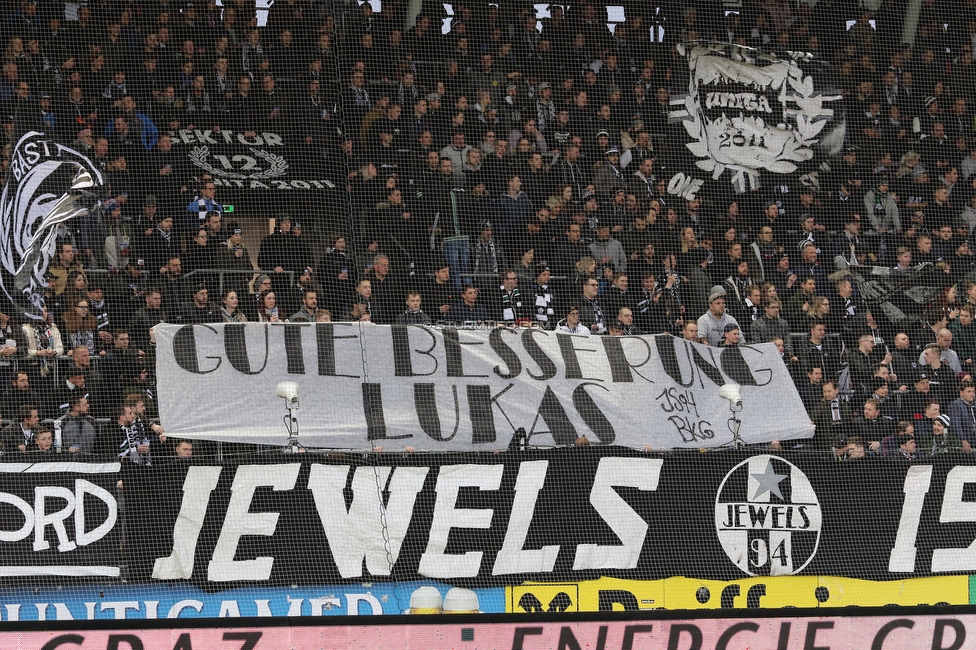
85,267,295,296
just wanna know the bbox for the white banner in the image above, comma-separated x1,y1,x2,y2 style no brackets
155,323,814,450
669,43,843,192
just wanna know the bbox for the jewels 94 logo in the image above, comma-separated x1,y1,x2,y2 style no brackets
714,455,822,576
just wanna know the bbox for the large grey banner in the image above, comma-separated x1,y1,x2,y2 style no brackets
155,323,814,450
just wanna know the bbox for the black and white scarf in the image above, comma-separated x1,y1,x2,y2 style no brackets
40,54,62,86
505,96,522,125
118,423,151,465
533,282,555,328
473,238,499,276
193,198,220,223
536,99,556,132
585,296,605,334
242,42,264,76
214,73,230,95
633,170,654,198
350,84,370,107
157,225,172,243
90,298,110,334
185,89,212,113
744,298,761,322
560,159,584,196
397,83,419,107
213,74,231,111
500,288,523,322
102,80,128,100
33,324,55,350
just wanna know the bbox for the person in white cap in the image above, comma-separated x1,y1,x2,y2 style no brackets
696,286,739,346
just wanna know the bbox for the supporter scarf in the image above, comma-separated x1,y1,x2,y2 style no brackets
20,423,33,446
885,83,897,105
505,97,521,125
398,83,418,106
634,170,654,196
102,80,127,100
562,159,583,192
185,89,212,113
118,423,151,466
70,329,95,356
473,238,498,275
33,324,54,350
536,99,556,132
214,73,229,94
90,298,110,333
350,84,370,107
242,42,264,75
195,198,221,223
500,288,522,322
585,296,605,332
533,283,554,327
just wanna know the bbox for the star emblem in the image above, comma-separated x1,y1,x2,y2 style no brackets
751,461,786,501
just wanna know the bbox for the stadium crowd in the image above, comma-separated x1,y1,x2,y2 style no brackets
0,0,975,462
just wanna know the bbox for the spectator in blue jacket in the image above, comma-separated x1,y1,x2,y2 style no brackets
948,380,976,453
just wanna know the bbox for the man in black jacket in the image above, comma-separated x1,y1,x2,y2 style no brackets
553,223,587,278
493,270,525,324
178,284,216,323
447,285,490,324
578,277,606,335
0,404,40,453
139,215,178,274
257,215,298,291
810,381,855,451
395,292,431,324
0,372,44,422
426,263,456,318
828,278,864,347
854,398,893,452
889,332,920,389
553,144,587,198
801,321,842,380
128,289,165,354
849,334,882,396
797,366,824,415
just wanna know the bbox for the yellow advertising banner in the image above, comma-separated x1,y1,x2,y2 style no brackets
509,578,665,613
507,575,970,612
816,575,969,607
663,576,821,609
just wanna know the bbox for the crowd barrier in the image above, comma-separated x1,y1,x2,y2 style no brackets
4,448,976,621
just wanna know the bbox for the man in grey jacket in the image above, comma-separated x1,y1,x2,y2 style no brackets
589,223,627,274
697,286,739,346
751,299,794,357
864,178,900,235
58,395,97,454
289,290,320,322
